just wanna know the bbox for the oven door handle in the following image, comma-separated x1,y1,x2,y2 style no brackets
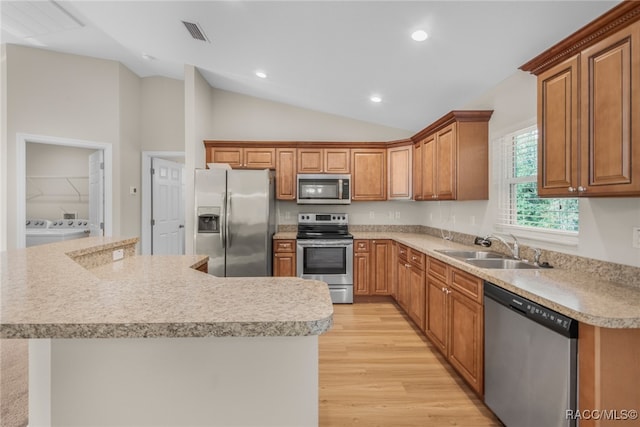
297,240,353,247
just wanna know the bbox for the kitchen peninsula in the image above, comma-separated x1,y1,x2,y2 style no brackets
0,237,333,426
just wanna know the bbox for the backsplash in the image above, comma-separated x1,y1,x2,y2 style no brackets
279,223,640,289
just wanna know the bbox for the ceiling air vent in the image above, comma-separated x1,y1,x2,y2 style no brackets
181,21,210,43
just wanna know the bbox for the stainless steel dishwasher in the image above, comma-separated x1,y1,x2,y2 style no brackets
484,282,578,427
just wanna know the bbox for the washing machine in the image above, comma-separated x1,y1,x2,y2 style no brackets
26,219,90,247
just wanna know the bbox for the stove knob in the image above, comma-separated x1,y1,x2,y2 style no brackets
83,221,87,226
26,220,31,226
68,220,74,226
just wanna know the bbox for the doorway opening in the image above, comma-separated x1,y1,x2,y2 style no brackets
16,133,112,248
141,151,185,255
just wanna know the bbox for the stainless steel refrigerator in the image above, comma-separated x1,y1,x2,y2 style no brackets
194,168,276,277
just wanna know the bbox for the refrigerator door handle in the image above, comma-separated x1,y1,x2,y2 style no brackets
226,191,232,248
220,192,226,248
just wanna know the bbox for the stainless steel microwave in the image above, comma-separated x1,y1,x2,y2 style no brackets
297,174,351,204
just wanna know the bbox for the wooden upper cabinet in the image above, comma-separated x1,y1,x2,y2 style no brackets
351,149,387,201
413,111,492,201
298,148,350,173
387,144,412,200
325,148,351,173
207,146,275,169
580,23,640,196
413,143,423,201
537,56,579,197
276,148,296,200
522,2,640,197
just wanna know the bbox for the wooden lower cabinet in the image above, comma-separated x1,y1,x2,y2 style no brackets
354,239,391,296
354,250,371,295
396,256,409,311
426,274,448,354
424,256,484,395
408,265,425,330
273,239,296,277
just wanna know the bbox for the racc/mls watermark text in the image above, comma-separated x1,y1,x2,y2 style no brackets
566,409,639,421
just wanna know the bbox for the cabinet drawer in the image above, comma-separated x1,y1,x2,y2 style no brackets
397,244,409,261
274,239,295,253
450,267,483,304
408,249,425,270
427,256,449,283
354,239,370,253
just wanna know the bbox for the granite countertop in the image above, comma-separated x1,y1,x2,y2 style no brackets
274,231,640,328
0,237,333,339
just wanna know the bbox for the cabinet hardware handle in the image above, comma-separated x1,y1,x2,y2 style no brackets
578,186,586,192
568,186,576,192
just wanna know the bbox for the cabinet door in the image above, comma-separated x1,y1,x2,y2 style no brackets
371,240,391,295
396,259,409,311
388,145,412,200
421,135,436,200
413,143,423,200
425,276,448,355
390,242,398,298
435,124,456,200
538,56,579,197
209,147,243,168
273,253,295,277
354,252,370,295
324,149,350,173
351,149,387,201
298,149,323,173
580,23,640,196
408,267,425,331
276,148,296,200
244,148,275,169
448,289,483,395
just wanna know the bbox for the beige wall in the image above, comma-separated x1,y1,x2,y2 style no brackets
1,44,7,250
118,64,142,239
140,76,185,152
184,66,214,254
209,88,410,141
5,45,121,249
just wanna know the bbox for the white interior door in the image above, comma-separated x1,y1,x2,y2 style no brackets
152,158,185,255
88,150,104,237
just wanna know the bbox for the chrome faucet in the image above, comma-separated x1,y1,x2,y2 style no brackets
485,234,520,259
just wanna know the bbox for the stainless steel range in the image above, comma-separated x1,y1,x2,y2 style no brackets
296,213,353,304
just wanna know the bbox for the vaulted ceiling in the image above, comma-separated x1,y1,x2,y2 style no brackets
1,1,619,131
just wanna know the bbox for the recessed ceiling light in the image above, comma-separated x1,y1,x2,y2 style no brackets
370,95,382,103
255,71,267,79
411,30,428,42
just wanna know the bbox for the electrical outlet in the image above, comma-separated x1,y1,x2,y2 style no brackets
388,211,394,219
470,215,476,226
369,211,375,219
633,227,640,248
112,249,124,261
395,211,401,219
129,186,137,195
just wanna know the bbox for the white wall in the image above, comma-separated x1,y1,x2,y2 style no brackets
417,70,640,268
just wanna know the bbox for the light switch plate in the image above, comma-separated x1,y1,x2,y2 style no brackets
633,227,640,248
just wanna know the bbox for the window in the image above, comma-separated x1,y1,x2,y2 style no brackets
496,125,579,235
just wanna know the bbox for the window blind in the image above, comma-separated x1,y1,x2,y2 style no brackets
496,126,579,233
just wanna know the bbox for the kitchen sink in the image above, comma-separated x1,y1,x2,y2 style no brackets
464,258,539,269
435,249,509,259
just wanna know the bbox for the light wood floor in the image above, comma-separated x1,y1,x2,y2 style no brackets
319,301,502,427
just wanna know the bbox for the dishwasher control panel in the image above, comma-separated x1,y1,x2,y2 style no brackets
484,281,578,338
